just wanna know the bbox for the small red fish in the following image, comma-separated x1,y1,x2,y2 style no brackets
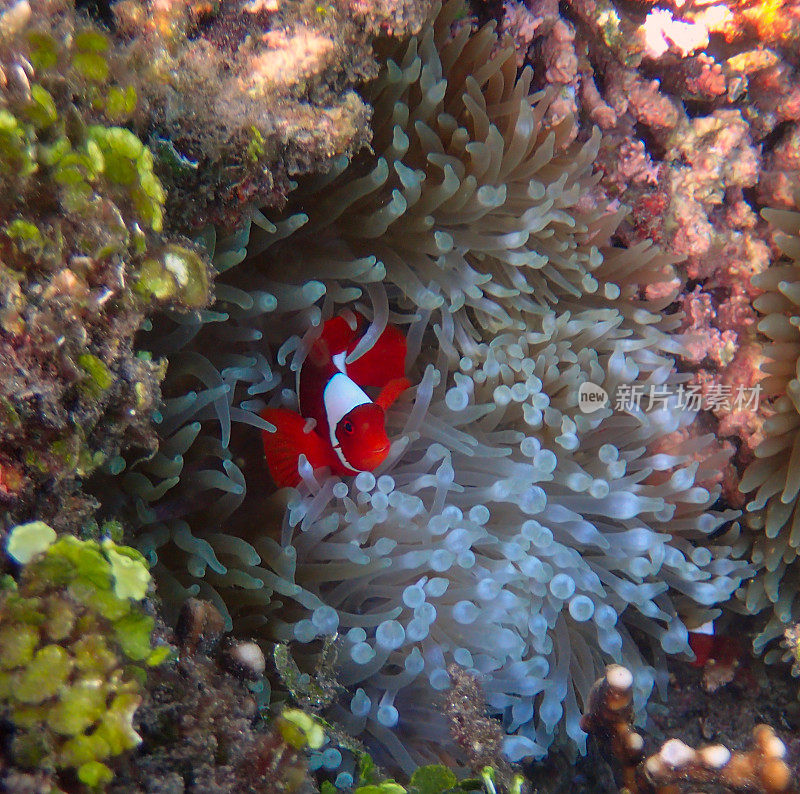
688,620,743,668
261,313,411,488
688,621,716,668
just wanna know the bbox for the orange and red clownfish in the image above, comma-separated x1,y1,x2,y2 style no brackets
260,313,411,488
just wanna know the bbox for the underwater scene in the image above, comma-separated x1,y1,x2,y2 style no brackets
1,0,800,791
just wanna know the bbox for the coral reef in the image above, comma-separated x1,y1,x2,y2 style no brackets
490,0,800,500
8,0,800,789
119,0,748,777
108,0,434,231
0,522,167,790
108,597,318,794
581,664,799,794
0,1,211,534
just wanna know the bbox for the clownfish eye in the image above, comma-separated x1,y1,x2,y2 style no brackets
342,420,354,434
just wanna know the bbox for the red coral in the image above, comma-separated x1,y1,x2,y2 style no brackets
0,458,25,501
683,54,727,100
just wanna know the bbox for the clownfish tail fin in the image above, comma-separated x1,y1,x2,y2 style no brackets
260,408,333,488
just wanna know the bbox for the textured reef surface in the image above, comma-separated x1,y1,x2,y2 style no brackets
2,0,800,791
0,0,213,534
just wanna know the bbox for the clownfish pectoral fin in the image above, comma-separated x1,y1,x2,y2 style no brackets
375,377,412,412
260,408,334,488
345,323,407,388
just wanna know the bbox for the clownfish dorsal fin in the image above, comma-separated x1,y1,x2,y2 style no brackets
315,314,361,360
345,322,407,388
260,408,335,488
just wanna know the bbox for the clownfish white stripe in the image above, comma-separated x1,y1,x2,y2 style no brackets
694,620,715,636
323,373,371,468
332,352,348,373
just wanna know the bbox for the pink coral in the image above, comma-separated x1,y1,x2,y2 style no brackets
543,19,578,84
680,288,738,366
609,68,682,132
760,123,800,209
683,54,727,100
642,8,709,59
604,140,660,194
499,0,543,66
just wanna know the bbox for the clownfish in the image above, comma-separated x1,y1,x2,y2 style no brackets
687,620,743,669
260,313,411,488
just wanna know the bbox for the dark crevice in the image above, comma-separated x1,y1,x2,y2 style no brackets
685,277,709,293
633,121,668,162
683,98,715,119
76,0,116,29
760,119,793,154
740,185,761,214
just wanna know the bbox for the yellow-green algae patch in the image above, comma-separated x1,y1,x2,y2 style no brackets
0,523,169,788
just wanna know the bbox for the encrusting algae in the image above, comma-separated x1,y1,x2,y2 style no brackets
107,0,433,231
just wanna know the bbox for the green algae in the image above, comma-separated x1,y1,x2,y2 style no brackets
0,524,168,788
278,708,326,750
6,521,58,564
134,244,211,307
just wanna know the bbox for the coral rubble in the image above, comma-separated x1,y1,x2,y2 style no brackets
582,664,799,794
108,598,317,794
443,663,513,780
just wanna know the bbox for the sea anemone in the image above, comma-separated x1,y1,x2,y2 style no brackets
117,0,748,777
259,298,742,771
738,205,800,656
246,0,679,333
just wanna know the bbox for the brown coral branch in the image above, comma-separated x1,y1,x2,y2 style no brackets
581,665,799,794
